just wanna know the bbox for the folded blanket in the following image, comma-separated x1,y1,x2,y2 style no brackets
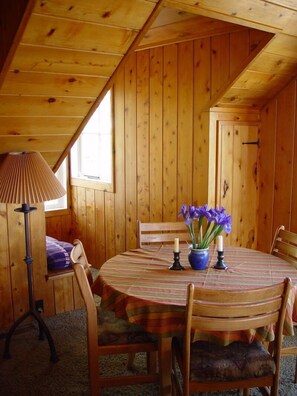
46,236,73,270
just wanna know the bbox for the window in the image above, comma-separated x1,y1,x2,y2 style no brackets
45,158,68,211
71,90,113,191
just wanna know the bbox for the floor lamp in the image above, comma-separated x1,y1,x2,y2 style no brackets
0,151,66,362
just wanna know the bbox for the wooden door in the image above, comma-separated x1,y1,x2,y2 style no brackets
216,121,259,248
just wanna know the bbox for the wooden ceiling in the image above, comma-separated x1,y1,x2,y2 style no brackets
1,0,297,170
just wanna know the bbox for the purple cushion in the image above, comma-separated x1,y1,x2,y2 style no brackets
46,236,73,253
46,237,71,270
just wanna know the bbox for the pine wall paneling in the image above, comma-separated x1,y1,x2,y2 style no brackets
1,28,273,329
258,78,297,253
22,29,270,328
66,30,264,268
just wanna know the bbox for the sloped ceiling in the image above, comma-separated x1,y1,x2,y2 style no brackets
0,0,297,171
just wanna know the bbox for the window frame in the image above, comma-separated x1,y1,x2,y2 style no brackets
70,88,115,193
44,157,71,214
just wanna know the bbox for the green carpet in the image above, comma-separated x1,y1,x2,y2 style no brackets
0,308,297,395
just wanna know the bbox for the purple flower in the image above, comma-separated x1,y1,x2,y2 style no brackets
178,204,193,226
179,204,232,248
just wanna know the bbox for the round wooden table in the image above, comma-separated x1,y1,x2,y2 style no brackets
92,245,297,395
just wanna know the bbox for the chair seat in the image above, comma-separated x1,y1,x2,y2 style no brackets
173,338,275,382
98,307,156,345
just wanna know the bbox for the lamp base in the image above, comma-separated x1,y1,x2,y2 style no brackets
3,307,59,363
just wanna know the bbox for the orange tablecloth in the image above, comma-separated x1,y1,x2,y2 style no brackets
92,245,297,344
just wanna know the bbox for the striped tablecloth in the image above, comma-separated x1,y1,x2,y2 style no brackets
92,245,297,344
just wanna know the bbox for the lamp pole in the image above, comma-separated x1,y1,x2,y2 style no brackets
3,203,58,362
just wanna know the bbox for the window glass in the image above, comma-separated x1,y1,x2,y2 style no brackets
45,158,68,211
71,90,113,184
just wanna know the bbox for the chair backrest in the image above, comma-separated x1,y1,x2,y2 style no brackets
185,278,291,375
180,279,291,395
70,239,97,325
270,225,297,268
186,279,291,334
71,239,94,287
137,220,189,248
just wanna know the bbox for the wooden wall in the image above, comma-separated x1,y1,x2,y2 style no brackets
61,29,264,268
257,77,297,253
0,28,280,329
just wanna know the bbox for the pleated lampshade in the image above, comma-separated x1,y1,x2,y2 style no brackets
0,151,66,204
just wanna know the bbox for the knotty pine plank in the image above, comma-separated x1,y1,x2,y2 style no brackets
114,70,126,255
257,100,277,253
45,212,73,243
177,41,193,207
0,96,95,117
22,14,137,55
273,80,295,232
85,188,96,266
0,135,72,154
149,47,163,221
42,151,65,169
163,44,178,221
11,44,121,77
267,35,297,60
0,116,82,136
193,38,211,112
136,50,150,223
211,34,229,98
193,39,211,205
165,0,294,32
250,51,297,76
1,70,107,97
0,203,13,329
233,125,258,249
76,186,87,243
94,190,105,267
217,124,234,247
105,192,116,260
124,54,138,249
291,82,297,233
30,204,56,317
7,205,29,321
230,30,249,76
33,0,156,30
53,277,74,314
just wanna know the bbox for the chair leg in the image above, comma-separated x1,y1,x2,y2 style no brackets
127,352,136,370
147,351,158,373
243,389,249,396
295,357,297,384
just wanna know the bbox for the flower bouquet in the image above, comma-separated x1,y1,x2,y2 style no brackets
179,204,232,269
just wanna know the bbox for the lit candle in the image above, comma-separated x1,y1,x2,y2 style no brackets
174,237,179,252
217,235,223,252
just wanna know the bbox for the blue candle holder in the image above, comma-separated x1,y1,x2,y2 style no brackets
214,250,228,270
169,251,185,270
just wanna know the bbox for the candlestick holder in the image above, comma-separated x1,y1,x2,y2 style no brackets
214,250,228,270
169,251,185,270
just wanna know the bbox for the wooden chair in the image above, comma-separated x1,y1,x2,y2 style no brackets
171,278,291,396
270,225,297,382
137,220,189,248
70,239,159,396
270,225,297,268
